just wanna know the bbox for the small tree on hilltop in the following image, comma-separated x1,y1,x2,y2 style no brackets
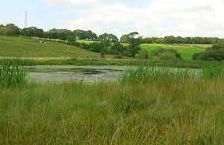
126,32,142,57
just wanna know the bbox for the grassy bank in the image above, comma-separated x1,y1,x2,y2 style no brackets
0,57,214,69
1,64,224,144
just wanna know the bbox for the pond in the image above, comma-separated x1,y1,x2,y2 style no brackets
27,65,126,83
25,65,201,83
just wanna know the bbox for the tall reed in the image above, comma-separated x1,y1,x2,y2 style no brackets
120,66,195,83
0,60,28,87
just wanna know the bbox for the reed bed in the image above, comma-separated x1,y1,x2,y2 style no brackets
0,60,28,87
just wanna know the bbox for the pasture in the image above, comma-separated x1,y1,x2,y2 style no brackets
141,43,209,60
0,36,100,58
0,36,210,61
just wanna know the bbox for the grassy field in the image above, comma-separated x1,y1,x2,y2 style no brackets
141,44,209,60
1,64,224,144
0,36,101,58
78,40,210,60
0,36,210,61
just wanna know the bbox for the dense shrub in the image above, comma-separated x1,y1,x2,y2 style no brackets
111,42,125,55
151,48,182,60
138,50,149,59
88,41,110,53
193,45,224,61
21,27,44,38
0,24,20,36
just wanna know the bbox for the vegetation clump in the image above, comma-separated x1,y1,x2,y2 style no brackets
151,48,182,60
193,44,224,61
0,60,28,87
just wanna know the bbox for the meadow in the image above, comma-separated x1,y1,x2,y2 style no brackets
141,44,209,60
1,61,224,144
0,36,209,61
0,36,100,58
0,35,223,145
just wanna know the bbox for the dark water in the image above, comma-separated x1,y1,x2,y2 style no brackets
27,65,125,83
26,65,200,83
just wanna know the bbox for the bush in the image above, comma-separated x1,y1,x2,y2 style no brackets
111,42,125,55
193,44,224,61
151,48,182,60
138,50,149,59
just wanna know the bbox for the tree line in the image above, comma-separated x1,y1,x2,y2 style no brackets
74,32,142,58
1,23,224,44
0,24,118,42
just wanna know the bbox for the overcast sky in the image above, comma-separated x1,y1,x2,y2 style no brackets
1,0,224,37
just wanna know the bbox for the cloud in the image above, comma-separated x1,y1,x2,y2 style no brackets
44,0,224,37
46,0,100,7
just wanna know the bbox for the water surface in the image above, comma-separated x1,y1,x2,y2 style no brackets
26,65,201,83
27,65,125,83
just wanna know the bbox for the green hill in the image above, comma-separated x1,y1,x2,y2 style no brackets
0,36,101,58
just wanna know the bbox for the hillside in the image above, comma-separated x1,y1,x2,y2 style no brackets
0,36,101,58
0,36,210,60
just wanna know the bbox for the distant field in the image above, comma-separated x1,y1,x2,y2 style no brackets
0,36,211,60
79,40,209,60
0,36,101,58
141,44,210,60
77,40,95,44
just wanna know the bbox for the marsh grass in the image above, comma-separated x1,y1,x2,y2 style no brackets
120,66,194,83
1,64,224,144
202,62,224,79
0,60,28,87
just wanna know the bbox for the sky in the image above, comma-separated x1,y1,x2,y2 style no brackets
0,0,224,37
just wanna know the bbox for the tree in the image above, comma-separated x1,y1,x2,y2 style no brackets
126,32,142,57
73,30,98,40
45,29,73,40
21,27,44,37
0,25,6,35
120,34,129,43
3,24,20,36
99,33,118,42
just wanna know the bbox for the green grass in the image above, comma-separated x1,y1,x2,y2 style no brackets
0,60,28,87
0,36,211,61
77,40,95,44
141,43,209,60
0,36,101,58
1,65,224,144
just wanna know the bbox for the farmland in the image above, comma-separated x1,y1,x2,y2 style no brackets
141,43,209,60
